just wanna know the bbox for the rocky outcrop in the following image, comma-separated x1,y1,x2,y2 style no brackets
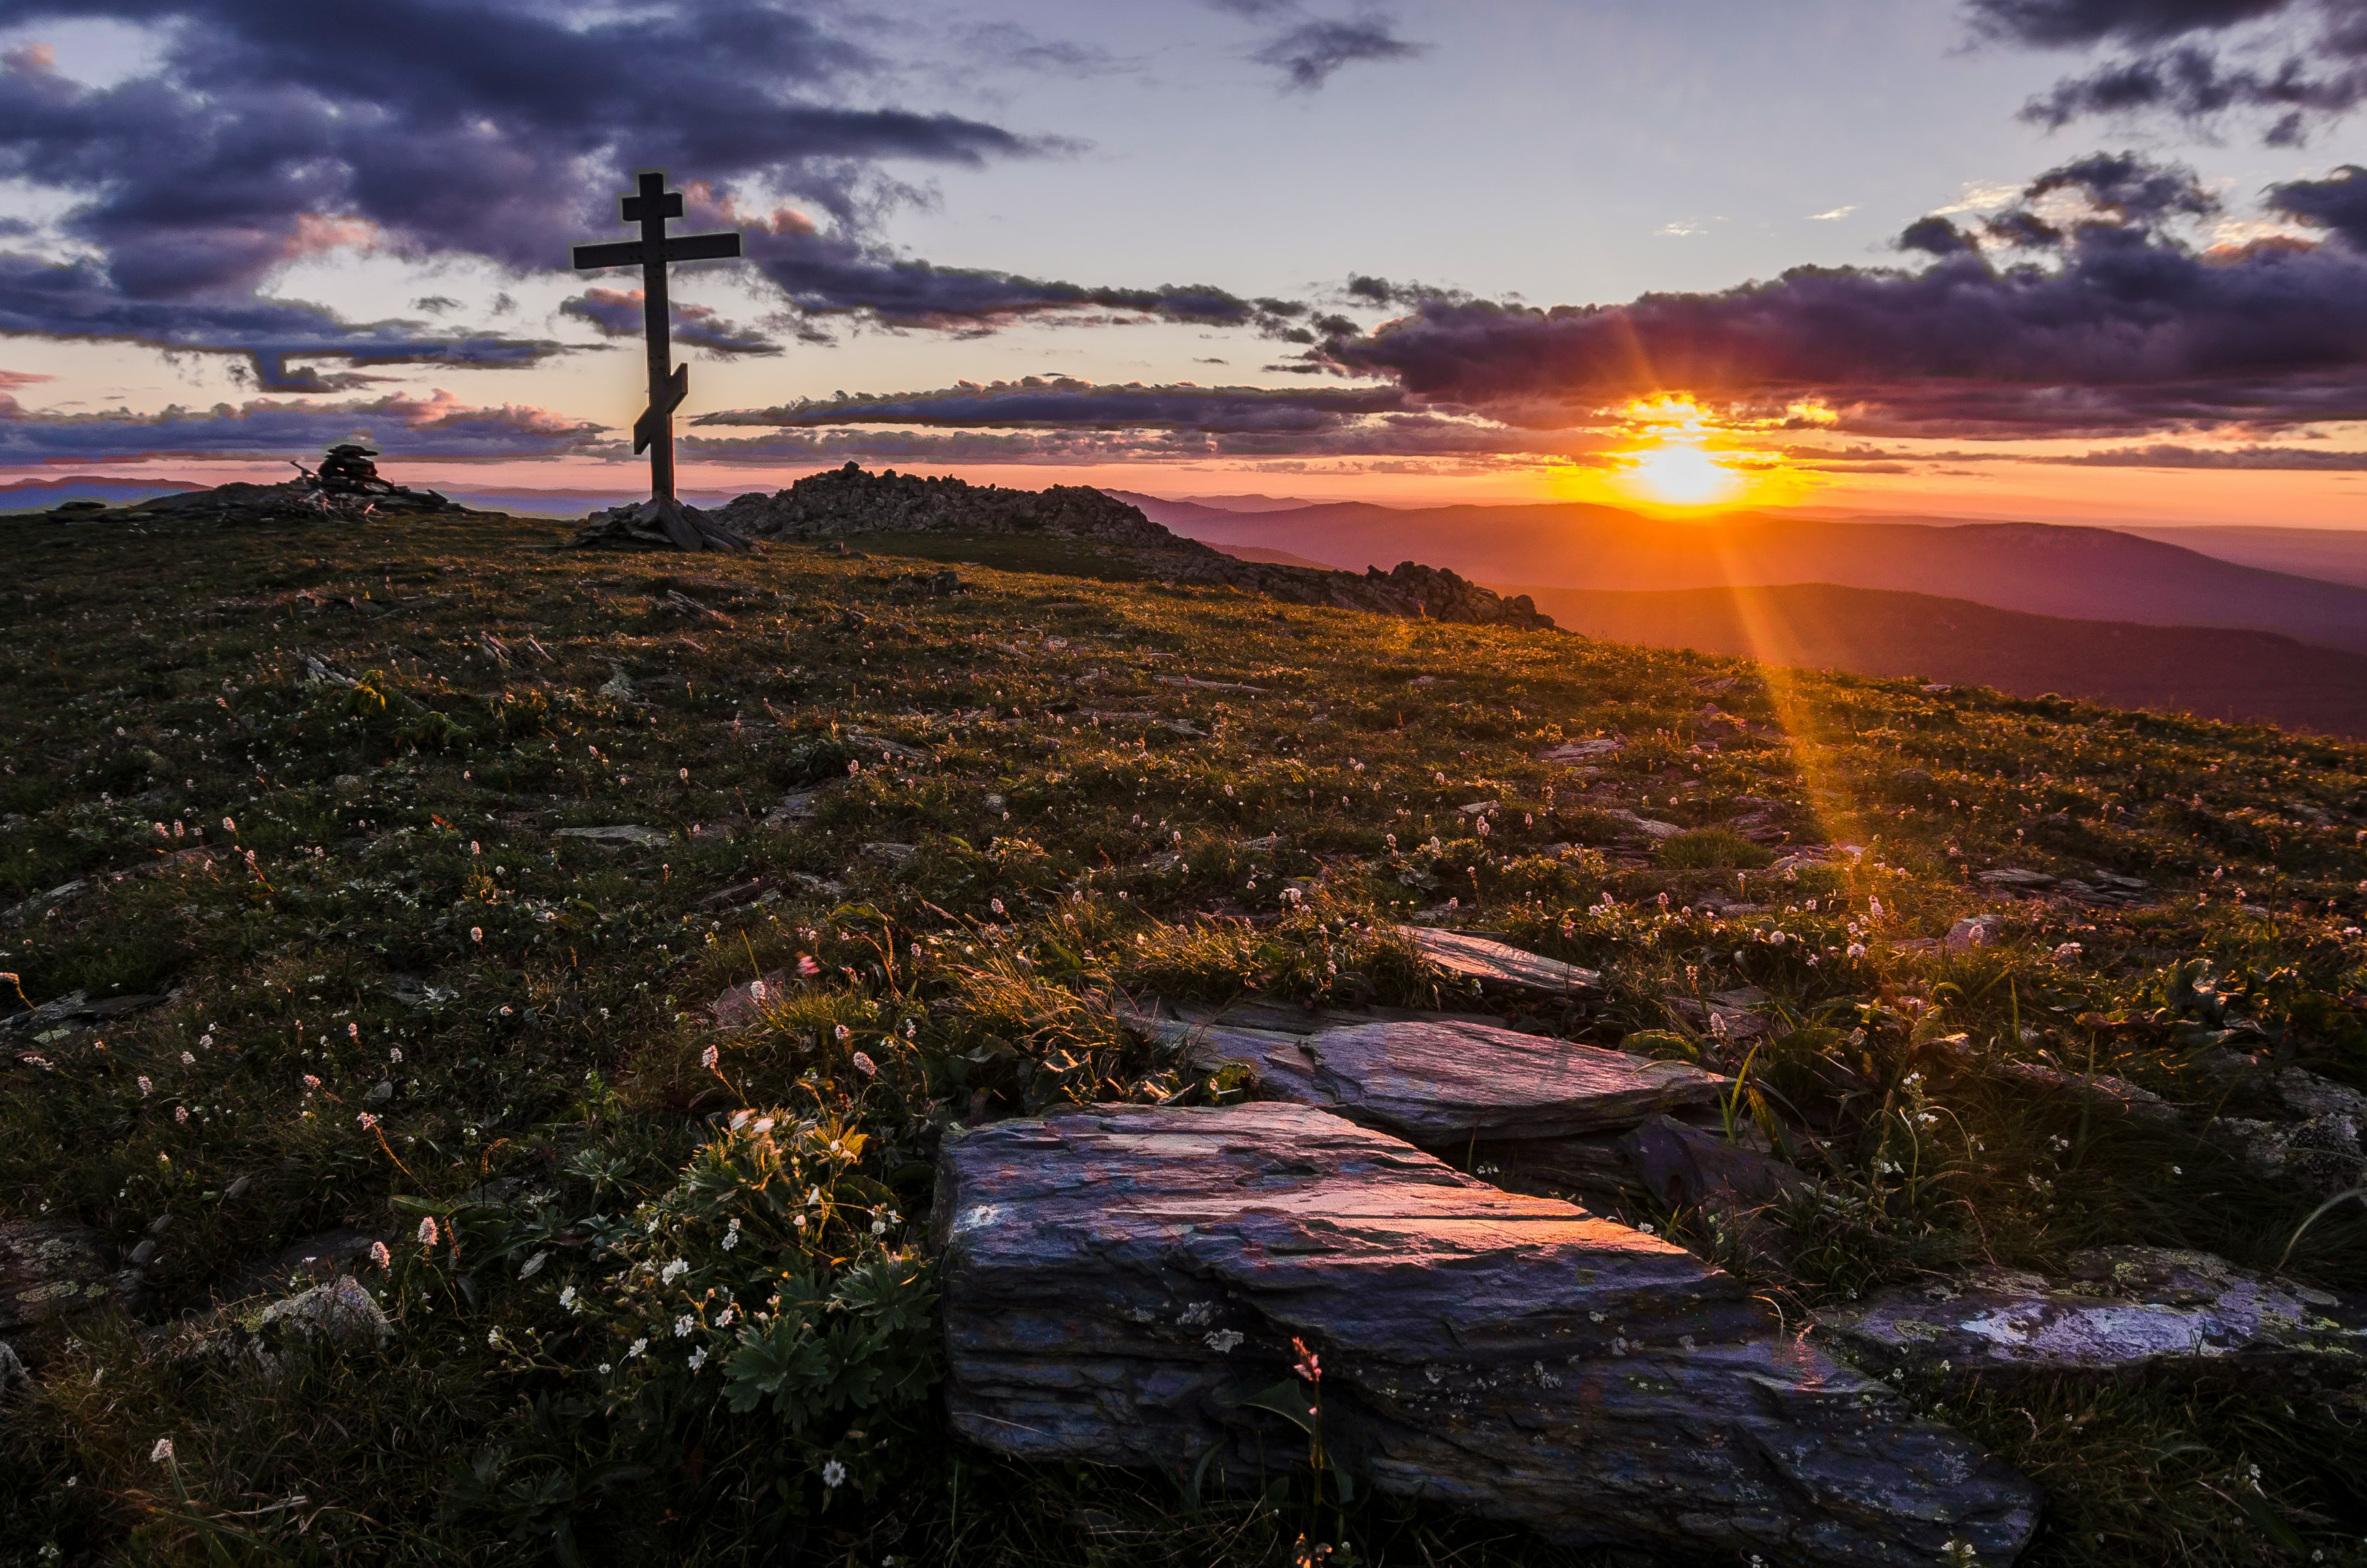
716,462,1174,547
935,1103,2039,1566
1818,1248,2367,1381
713,464,1555,629
1,1218,138,1332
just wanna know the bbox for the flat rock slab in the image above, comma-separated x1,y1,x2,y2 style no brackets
935,1103,2039,1566
1400,927,1601,997
552,825,670,849
1817,1247,2367,1380
1146,1016,1727,1146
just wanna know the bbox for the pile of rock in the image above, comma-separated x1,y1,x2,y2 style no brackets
571,496,757,553
36,476,469,527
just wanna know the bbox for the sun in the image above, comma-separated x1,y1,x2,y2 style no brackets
1617,440,1744,507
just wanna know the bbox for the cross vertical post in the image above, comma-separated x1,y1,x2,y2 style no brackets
571,169,742,509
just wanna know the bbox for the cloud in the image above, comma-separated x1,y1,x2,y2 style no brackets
1251,16,1427,89
1966,0,2367,142
559,288,781,356
685,376,1623,465
0,386,608,464
693,377,1410,432
2269,163,2367,247
0,1,1279,366
1807,205,1861,221
1298,153,2367,439
2048,441,2367,466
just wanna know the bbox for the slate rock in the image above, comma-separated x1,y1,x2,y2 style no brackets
0,1219,139,1331
0,1337,26,1395
1945,915,2003,952
1538,738,1624,765
1817,1248,2367,1381
213,1227,383,1304
2210,1067,2366,1195
934,1103,2040,1566
709,969,793,1029
1151,1016,1727,1145
1400,927,1602,997
553,825,671,849
1618,1114,1806,1212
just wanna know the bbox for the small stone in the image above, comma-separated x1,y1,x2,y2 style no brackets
1945,915,2003,951
0,1219,139,1331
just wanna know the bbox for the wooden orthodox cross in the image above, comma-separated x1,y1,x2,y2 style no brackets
571,170,742,506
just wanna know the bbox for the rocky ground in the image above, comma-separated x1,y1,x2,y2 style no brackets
1,492,2364,1566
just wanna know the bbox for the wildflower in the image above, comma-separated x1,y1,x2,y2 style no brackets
807,1187,824,1206
680,768,690,781
175,1106,188,1125
990,898,1005,915
796,955,820,977
794,1214,808,1230
832,1023,850,1043
627,1338,647,1359
150,1437,174,1465
2054,943,2083,958
388,1048,401,1064
302,1074,320,1090
470,926,483,943
851,1050,877,1078
821,1459,847,1488
418,1216,439,1247
723,1219,741,1251
687,1347,708,1371
660,1259,689,1283
356,1111,379,1129
674,1313,695,1338
138,1076,153,1096
700,1044,720,1071
559,1285,579,1311
1291,1336,1322,1384
347,1022,360,1040
747,979,768,1002
1868,898,1883,918
487,1328,501,1347
598,1362,613,1375
222,817,236,834
369,1241,391,1270
1847,943,1866,959
872,1220,888,1236
521,1251,548,1279
180,1050,195,1065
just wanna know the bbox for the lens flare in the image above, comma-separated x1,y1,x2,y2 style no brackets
1619,442,1743,506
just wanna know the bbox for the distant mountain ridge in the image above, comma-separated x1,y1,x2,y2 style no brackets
1511,581,2367,738
1113,494,2367,655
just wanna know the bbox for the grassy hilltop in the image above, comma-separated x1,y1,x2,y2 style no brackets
3,505,2365,1567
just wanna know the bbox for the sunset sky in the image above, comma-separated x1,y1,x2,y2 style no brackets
1,0,2363,525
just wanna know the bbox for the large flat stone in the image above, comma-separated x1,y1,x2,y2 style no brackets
1817,1248,2367,1381
934,1103,2039,1565
1400,926,1602,997
1138,1014,1728,1146
1,1219,138,1332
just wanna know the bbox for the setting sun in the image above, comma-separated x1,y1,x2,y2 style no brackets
1617,441,1744,507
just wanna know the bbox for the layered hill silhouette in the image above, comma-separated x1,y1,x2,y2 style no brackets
1507,582,2367,738
1118,495,2367,655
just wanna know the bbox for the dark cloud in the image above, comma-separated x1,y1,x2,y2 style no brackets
0,1,1283,369
693,377,1409,432
559,288,781,356
0,387,608,463
1968,0,2304,47
1968,0,2367,141
2048,441,2367,465
2269,163,2367,247
1301,154,2367,439
1252,16,1427,90
685,375,1619,465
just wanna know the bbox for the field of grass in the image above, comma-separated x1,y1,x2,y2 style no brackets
3,505,2364,1567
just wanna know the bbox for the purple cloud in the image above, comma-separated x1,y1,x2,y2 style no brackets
0,386,608,463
